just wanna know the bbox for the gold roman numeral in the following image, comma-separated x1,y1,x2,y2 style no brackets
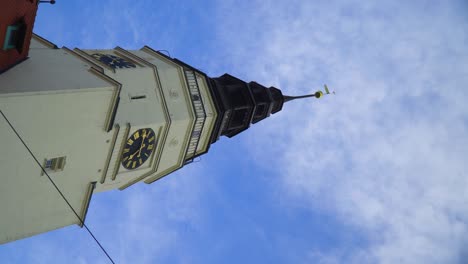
123,148,130,153
123,156,129,162
148,144,154,150
132,161,136,168
149,136,155,142
134,131,140,139
126,160,132,168
127,139,134,145
139,158,143,165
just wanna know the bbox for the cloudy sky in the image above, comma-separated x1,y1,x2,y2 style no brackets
1,0,468,263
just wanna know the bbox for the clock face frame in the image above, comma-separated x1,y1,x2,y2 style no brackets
121,128,156,170
91,53,137,69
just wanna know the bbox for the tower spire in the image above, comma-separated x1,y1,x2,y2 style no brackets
206,71,334,144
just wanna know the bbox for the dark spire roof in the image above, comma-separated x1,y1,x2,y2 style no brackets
207,73,329,143
206,74,282,142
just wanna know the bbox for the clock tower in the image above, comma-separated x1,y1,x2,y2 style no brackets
0,32,327,243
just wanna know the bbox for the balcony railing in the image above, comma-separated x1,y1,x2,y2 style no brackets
183,70,206,164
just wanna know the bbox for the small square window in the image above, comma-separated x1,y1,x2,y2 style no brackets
42,156,67,175
45,159,53,169
3,23,26,52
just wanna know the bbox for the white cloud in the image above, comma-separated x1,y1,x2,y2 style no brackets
214,0,468,263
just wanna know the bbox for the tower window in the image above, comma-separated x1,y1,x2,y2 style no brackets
2,22,27,52
229,108,249,129
254,104,266,118
42,156,67,175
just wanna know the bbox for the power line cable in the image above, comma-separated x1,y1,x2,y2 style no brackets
0,109,116,264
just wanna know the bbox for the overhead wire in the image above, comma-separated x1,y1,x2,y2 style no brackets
0,109,116,264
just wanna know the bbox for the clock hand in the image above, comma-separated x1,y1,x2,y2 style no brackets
130,140,145,159
127,130,150,161
137,143,146,158
129,149,141,160
136,131,148,158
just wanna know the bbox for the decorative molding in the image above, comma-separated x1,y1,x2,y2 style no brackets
63,46,104,73
85,67,122,132
111,123,131,180
31,33,58,49
100,124,120,184
114,47,149,68
78,182,96,228
141,46,195,169
73,48,115,73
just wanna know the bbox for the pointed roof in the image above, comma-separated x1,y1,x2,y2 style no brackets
206,74,329,143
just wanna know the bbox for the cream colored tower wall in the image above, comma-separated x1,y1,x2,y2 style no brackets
124,49,196,185
79,50,169,191
0,38,120,243
29,36,53,49
1,50,109,95
0,35,222,244
0,89,117,244
81,49,196,189
92,67,167,190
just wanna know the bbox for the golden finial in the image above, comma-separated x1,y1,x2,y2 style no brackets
283,84,335,102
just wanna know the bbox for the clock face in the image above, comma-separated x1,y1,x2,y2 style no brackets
91,53,137,69
121,128,156,170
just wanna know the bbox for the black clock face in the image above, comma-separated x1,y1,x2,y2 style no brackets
121,128,156,170
91,53,137,69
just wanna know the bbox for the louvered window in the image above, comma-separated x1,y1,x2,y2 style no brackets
42,156,67,174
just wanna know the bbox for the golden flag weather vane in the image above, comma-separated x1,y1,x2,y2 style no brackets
314,84,336,99
283,84,335,102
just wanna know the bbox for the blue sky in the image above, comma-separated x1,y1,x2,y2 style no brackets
1,0,468,263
